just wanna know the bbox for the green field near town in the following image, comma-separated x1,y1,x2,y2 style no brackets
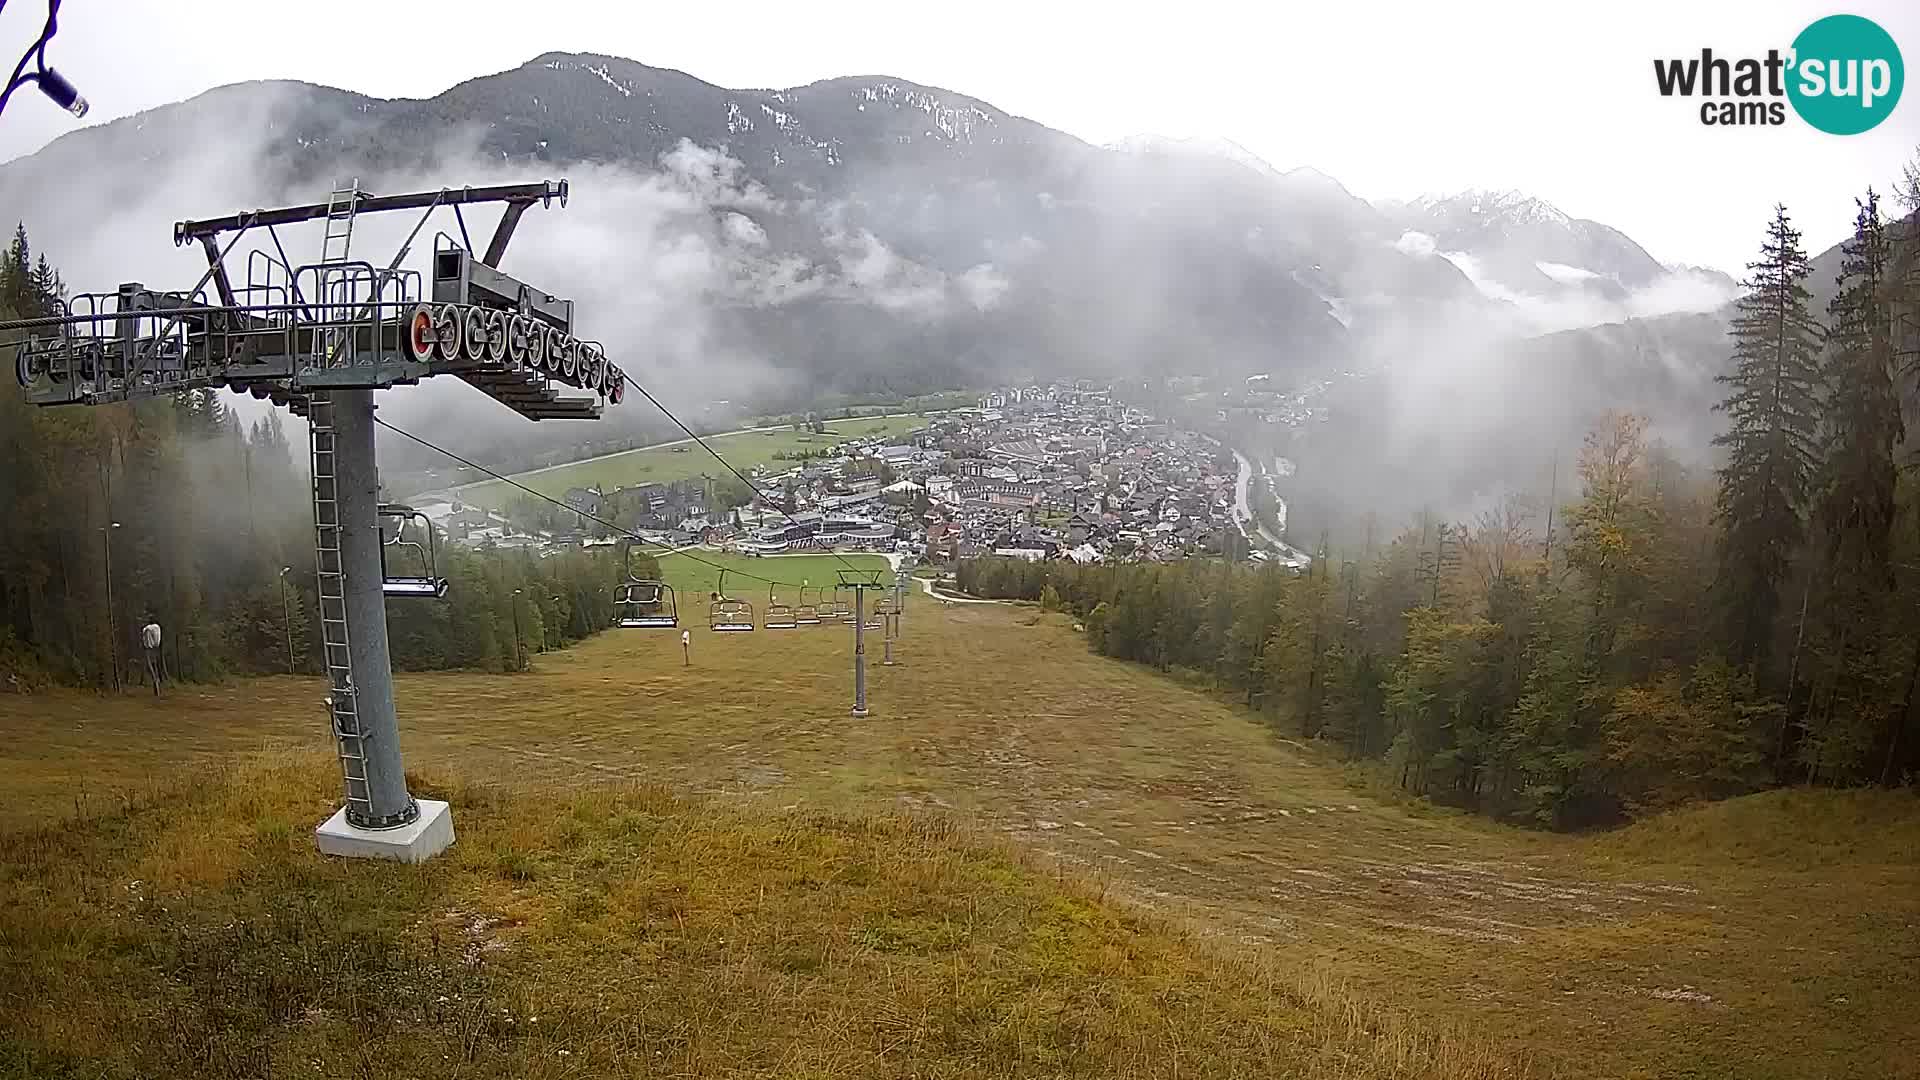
646,551,893,607
453,416,931,510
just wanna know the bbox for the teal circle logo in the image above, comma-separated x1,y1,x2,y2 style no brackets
1787,14,1903,135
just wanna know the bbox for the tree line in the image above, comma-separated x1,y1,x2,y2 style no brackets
0,226,632,689
959,179,1920,827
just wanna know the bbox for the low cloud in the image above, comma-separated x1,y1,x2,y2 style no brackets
1394,230,1437,257
957,264,1009,310
1436,250,1735,334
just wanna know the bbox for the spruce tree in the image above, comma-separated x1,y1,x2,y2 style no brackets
0,223,30,313
1806,190,1903,781
1815,192,1901,591
1710,206,1822,675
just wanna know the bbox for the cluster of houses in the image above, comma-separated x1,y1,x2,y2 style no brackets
912,386,1247,564
409,385,1265,568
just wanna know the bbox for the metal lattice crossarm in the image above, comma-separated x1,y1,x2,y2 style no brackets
3,179,627,423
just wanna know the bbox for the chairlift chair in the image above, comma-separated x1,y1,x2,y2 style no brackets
764,584,798,629
612,539,677,628
709,569,755,632
826,587,853,621
377,504,450,599
793,584,822,626
613,579,678,628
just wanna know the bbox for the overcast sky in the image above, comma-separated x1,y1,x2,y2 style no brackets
1,0,1915,272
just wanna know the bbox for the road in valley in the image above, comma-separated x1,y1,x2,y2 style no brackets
1231,449,1312,567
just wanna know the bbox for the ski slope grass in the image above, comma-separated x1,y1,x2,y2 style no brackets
0,759,1520,1080
2,600,1916,1078
453,415,929,510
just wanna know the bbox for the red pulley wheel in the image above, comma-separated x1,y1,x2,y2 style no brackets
406,305,436,362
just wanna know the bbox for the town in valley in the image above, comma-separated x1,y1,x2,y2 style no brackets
411,385,1314,571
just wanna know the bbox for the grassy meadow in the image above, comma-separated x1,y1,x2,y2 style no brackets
1,599,1916,1078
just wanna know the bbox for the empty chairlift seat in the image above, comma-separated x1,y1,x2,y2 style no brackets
793,585,822,626
764,585,798,629
377,504,450,599
825,588,853,621
614,580,677,629
708,570,755,632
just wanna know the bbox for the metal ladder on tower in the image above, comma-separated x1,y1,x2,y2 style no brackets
315,179,360,369
309,393,374,822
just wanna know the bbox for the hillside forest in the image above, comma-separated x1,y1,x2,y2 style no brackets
962,182,1920,827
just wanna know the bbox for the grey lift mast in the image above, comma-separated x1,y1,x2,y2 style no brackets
837,568,887,717
4,178,625,862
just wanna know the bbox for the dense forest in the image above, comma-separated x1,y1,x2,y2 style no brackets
0,228,634,689
960,184,1920,827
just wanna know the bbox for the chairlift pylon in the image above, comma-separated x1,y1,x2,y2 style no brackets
612,539,676,628
764,583,798,629
377,504,449,599
709,568,755,632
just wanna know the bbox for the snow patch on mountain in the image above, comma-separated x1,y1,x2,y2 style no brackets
759,103,798,131
851,83,995,143
580,62,632,98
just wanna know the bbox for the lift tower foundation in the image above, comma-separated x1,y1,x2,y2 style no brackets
6,178,627,864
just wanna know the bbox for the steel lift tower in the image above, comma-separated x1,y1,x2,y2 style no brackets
5,179,626,862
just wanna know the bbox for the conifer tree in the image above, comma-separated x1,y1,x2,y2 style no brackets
1711,206,1822,675
1805,191,1903,781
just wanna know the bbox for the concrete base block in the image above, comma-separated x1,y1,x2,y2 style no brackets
314,798,455,864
